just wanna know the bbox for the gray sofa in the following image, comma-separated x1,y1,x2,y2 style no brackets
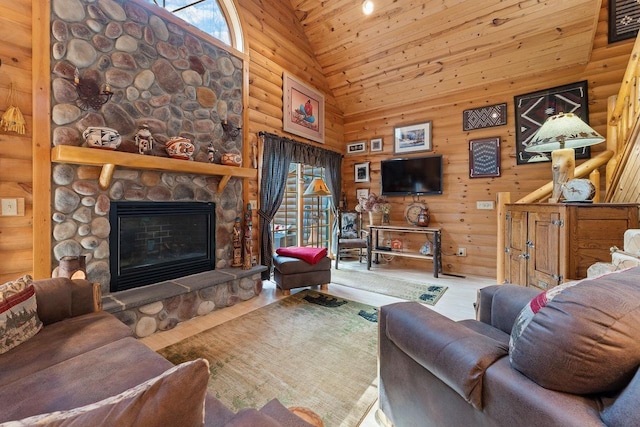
0,277,312,426
378,267,640,427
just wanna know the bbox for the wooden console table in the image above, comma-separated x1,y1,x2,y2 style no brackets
367,225,442,278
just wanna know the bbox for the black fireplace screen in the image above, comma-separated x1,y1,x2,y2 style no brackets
109,201,216,292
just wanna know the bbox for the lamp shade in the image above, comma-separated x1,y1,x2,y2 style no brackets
525,112,605,153
304,177,331,197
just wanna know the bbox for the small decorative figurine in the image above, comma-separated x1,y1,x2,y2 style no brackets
207,142,219,163
134,124,154,155
243,203,253,270
232,216,243,267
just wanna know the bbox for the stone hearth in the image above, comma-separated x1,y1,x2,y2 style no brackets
104,266,265,338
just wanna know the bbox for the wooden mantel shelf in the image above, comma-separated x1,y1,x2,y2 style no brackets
51,145,256,191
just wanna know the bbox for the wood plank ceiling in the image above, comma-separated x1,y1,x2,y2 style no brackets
289,0,602,118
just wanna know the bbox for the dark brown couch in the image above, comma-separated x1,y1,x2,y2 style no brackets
378,267,640,427
0,277,312,426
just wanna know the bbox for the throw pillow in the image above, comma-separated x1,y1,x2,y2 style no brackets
0,275,43,355
276,246,328,264
508,280,579,359
2,358,210,427
509,267,640,394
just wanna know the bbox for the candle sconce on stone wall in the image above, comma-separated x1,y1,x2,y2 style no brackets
74,68,113,111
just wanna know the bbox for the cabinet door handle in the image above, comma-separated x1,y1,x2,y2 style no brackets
519,253,530,260
526,240,534,248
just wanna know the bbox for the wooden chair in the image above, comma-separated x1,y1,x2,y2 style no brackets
335,210,368,269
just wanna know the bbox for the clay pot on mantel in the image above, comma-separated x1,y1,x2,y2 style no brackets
221,152,242,167
83,126,121,150
165,137,195,160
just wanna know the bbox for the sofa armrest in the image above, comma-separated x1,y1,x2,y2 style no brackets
380,302,508,409
476,284,539,334
33,277,102,325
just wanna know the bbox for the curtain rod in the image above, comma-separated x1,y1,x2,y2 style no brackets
257,131,343,157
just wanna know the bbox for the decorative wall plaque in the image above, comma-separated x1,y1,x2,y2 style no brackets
609,0,640,43
462,103,507,131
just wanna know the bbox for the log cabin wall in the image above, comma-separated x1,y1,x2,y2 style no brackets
0,0,34,283
341,1,634,277
237,0,345,237
0,0,635,281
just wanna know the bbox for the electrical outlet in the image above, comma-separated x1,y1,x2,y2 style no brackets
249,200,257,210
457,247,467,257
1,199,18,216
476,201,494,210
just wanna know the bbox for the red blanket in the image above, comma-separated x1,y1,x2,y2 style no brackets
276,247,328,265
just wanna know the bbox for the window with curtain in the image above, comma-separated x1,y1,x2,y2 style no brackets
272,164,332,251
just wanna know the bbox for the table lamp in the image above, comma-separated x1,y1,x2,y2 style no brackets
524,112,605,203
304,177,331,246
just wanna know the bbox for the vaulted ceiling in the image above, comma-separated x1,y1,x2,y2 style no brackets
289,0,602,118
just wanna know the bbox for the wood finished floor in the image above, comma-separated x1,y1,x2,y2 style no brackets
140,260,496,426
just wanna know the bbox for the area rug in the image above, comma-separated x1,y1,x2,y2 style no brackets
331,267,447,305
159,290,379,427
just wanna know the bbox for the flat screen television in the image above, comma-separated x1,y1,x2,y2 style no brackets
381,155,443,196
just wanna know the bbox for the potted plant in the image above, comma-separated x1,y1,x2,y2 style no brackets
355,193,391,225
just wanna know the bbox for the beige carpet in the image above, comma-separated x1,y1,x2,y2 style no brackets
331,267,447,305
159,290,378,426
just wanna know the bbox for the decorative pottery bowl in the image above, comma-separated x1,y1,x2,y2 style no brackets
165,137,195,160
83,126,122,150
221,152,242,167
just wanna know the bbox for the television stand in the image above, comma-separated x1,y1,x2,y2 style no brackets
367,225,442,278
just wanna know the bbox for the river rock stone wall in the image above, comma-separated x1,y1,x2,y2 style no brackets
48,0,248,299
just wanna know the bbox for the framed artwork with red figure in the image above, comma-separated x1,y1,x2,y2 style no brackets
283,72,325,143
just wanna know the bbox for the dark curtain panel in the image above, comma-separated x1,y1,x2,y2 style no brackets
258,133,294,279
258,132,342,279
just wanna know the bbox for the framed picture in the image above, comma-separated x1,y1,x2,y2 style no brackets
370,137,383,152
514,81,590,165
609,0,640,43
347,140,367,154
462,103,507,131
354,162,370,183
469,137,501,178
394,121,432,154
356,188,369,201
282,72,325,143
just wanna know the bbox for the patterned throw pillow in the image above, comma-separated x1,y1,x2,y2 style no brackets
0,275,43,355
508,280,578,361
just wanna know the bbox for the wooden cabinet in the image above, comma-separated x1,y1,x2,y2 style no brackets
504,203,639,290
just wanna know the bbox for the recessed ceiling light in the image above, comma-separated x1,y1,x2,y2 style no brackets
362,0,374,15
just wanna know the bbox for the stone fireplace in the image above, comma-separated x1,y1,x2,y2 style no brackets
48,0,265,337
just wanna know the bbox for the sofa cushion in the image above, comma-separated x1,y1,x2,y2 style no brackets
0,337,174,422
1,358,209,427
509,267,640,394
0,275,42,355
276,247,328,265
0,311,132,387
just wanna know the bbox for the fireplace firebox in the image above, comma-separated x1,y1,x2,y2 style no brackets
109,201,216,292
